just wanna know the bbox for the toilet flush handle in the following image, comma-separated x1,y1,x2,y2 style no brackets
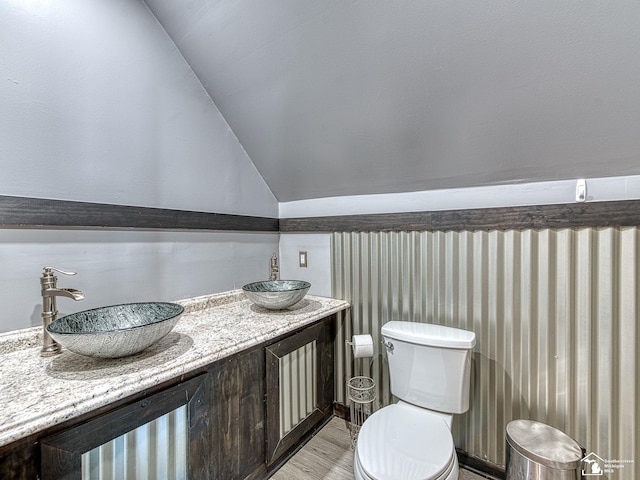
382,339,394,352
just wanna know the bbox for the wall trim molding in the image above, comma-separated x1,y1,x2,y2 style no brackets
3,195,639,233
0,195,279,232
280,199,640,232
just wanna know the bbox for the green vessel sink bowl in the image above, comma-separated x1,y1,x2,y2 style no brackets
47,302,184,358
242,280,311,310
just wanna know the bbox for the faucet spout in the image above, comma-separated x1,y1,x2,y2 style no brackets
42,287,85,301
40,267,84,357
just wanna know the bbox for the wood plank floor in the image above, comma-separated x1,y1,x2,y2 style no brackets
270,417,489,480
271,417,354,480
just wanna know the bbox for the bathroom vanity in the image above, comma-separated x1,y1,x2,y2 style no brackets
0,290,349,479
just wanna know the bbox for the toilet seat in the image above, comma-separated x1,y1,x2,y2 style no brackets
355,404,457,480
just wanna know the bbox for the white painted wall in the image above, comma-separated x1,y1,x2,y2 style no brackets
279,234,331,297
279,175,640,218
0,0,279,332
0,230,277,332
0,0,276,216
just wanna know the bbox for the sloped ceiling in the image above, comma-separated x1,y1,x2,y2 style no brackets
144,0,640,202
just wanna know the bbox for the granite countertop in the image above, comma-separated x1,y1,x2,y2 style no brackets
0,290,349,448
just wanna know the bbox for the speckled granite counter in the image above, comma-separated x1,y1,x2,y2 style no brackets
0,290,349,448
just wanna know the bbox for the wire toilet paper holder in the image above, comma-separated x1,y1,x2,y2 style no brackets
345,335,376,447
346,375,376,447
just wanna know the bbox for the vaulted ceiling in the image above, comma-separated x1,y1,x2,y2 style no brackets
144,0,640,202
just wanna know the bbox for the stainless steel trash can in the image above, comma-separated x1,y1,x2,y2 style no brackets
506,420,583,480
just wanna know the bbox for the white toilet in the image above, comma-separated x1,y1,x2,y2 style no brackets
354,321,476,480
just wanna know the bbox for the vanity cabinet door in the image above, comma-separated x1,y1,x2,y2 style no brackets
40,374,209,480
209,347,266,480
265,315,335,467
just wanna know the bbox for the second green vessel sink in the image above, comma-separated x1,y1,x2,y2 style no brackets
242,280,311,310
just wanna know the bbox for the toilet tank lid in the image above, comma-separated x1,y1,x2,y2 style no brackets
382,321,476,349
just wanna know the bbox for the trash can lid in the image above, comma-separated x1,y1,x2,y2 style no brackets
506,420,583,470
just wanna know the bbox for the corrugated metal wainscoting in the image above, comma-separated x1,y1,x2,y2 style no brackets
279,340,318,437
332,229,639,478
81,405,188,480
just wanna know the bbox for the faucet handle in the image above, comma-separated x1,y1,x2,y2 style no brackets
43,266,77,276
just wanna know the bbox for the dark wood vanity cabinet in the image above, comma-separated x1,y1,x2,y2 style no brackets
211,314,335,479
209,347,266,480
265,318,335,468
0,314,336,480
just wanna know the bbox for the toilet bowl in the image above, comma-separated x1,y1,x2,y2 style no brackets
353,321,476,480
354,402,458,480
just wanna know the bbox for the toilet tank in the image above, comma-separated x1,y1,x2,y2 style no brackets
382,321,476,414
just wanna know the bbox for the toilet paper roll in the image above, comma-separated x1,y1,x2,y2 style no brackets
352,334,374,358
